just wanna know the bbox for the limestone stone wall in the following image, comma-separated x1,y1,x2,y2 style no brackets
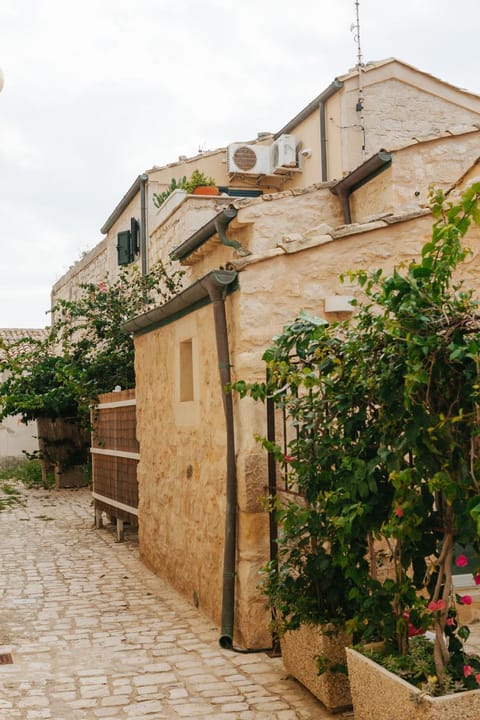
230,214,480,456
233,186,343,257
337,61,480,174
149,195,237,269
389,132,480,212
362,78,480,155
349,132,480,225
51,239,108,310
134,303,271,648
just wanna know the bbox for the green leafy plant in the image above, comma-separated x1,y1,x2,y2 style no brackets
233,183,480,695
152,176,187,208
181,169,216,194
152,169,216,208
0,260,184,426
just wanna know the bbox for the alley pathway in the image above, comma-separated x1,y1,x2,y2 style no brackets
0,483,349,720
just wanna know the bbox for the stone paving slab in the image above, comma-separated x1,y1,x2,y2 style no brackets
0,484,347,719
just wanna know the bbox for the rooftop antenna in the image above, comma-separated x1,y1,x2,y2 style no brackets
351,0,366,160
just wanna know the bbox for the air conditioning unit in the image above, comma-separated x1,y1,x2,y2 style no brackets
271,134,297,171
227,143,272,175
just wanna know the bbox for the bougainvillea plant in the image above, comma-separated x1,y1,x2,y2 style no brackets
234,183,480,694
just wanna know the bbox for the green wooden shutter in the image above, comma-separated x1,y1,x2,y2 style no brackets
117,230,131,265
130,218,139,257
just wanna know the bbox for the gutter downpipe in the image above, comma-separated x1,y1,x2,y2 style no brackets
140,174,148,275
319,80,343,182
200,272,237,649
273,79,343,183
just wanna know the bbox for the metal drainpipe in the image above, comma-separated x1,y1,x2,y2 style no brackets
200,273,237,649
319,100,328,182
318,79,343,182
140,174,148,275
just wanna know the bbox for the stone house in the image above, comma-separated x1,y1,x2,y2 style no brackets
53,58,480,648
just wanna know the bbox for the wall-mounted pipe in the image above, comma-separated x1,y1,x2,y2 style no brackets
140,174,148,275
274,79,343,183
199,270,238,649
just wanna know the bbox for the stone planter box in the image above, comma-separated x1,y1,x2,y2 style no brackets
346,646,480,720
281,624,351,711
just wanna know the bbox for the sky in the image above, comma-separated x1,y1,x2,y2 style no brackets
1,0,480,328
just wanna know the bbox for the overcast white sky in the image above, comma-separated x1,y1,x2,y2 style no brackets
1,0,479,328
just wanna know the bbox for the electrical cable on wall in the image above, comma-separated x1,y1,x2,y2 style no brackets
351,0,366,160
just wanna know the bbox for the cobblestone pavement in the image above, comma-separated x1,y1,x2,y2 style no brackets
0,484,348,720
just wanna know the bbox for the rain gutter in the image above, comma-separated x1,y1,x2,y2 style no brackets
101,175,142,235
121,269,237,335
330,151,392,224
140,174,148,275
170,205,238,262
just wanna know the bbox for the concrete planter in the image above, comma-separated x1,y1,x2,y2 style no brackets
346,647,480,720
280,623,351,711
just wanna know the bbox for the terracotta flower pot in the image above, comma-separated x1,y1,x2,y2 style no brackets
192,185,219,196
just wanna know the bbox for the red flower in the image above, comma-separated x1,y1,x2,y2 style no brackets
464,665,473,678
428,599,446,612
446,617,456,626
403,611,423,637
283,454,296,463
460,595,473,605
395,507,404,518
474,573,480,586
476,673,480,684
456,554,468,567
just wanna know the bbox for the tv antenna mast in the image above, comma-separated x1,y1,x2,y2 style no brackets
351,0,366,160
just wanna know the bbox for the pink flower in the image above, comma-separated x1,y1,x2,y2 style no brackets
474,573,480,586
98,281,107,293
456,555,468,567
403,611,423,637
476,673,480,684
460,595,473,605
446,617,456,626
283,454,296,463
395,507,404,518
464,665,473,678
428,599,446,612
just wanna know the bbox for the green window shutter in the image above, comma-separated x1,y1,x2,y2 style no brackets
117,230,131,265
130,218,139,256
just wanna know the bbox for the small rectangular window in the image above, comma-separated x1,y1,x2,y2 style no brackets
179,340,194,402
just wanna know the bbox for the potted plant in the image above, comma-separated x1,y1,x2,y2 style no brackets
152,176,187,208
339,183,480,719
182,169,218,196
234,312,392,711
234,183,480,718
152,170,219,210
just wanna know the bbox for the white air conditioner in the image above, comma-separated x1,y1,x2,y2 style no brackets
271,134,297,171
227,143,272,175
